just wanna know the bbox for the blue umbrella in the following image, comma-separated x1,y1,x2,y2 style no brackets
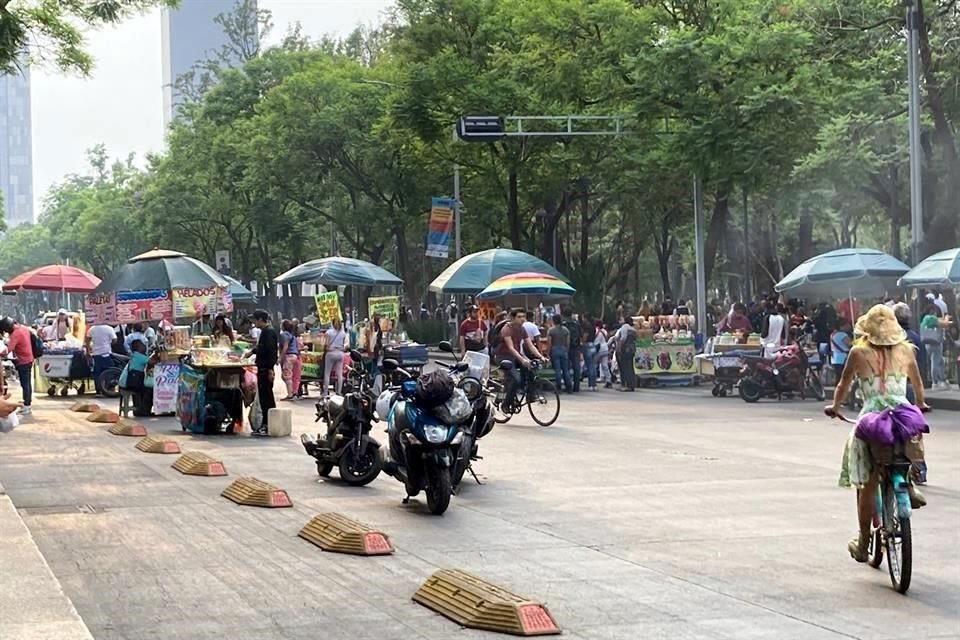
898,248,960,288
223,275,256,302
273,257,402,286
775,248,910,298
429,249,568,294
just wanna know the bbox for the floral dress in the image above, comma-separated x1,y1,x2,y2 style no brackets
838,373,909,488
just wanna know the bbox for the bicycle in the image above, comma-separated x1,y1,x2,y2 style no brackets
826,407,926,594
487,359,560,427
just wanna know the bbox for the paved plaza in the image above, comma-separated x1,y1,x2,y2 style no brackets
0,385,957,640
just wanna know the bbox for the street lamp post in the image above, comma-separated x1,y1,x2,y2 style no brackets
905,0,924,265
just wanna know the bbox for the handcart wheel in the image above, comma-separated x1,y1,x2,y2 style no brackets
60,387,69,397
719,386,729,397
711,386,720,397
47,386,57,397
77,383,86,395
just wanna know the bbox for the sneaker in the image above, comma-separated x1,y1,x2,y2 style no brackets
19,406,31,415
251,427,269,437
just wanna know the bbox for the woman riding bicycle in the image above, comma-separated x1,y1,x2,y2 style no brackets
826,304,930,563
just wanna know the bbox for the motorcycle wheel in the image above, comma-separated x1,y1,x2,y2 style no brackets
425,465,453,515
739,378,763,403
316,461,333,477
98,368,123,398
338,442,383,487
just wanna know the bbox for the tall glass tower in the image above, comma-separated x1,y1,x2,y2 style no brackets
161,0,258,128
0,66,34,227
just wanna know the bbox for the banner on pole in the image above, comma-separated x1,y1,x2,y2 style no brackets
314,291,342,324
152,363,180,414
425,197,455,258
172,286,233,319
368,296,400,320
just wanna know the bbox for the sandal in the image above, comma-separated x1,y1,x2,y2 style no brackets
848,533,869,563
908,484,927,509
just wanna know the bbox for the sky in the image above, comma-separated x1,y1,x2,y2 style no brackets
29,0,394,218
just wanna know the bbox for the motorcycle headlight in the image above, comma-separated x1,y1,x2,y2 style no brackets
423,425,448,444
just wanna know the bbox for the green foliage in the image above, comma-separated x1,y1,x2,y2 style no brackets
0,0,177,75
10,0,960,315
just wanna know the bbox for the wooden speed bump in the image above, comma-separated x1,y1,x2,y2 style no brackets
70,401,100,413
135,437,181,454
107,419,147,436
221,477,292,508
172,452,227,476
86,409,120,424
413,569,560,636
298,513,394,556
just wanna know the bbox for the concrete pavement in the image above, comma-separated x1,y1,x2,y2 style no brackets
0,385,957,639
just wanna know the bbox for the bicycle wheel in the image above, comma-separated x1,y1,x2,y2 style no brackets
883,480,912,594
527,379,560,427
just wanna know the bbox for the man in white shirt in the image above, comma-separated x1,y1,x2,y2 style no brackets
87,322,117,396
929,292,948,316
762,304,787,357
521,313,544,359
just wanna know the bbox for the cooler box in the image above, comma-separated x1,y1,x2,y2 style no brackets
38,354,74,378
384,344,428,368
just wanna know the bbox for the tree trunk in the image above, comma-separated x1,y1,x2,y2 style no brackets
797,207,814,263
704,185,731,287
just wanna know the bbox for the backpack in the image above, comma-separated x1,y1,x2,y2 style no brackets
415,370,455,409
489,320,508,350
562,319,582,348
30,332,44,359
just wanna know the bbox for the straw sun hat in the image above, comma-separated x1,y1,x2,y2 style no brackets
854,303,908,347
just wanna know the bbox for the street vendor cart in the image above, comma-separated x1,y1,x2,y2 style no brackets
37,347,93,397
177,348,255,435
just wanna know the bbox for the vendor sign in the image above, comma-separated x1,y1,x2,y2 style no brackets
116,290,173,323
172,286,233,319
178,365,206,432
635,339,697,375
85,292,116,324
314,291,342,324
368,296,400,320
152,363,180,414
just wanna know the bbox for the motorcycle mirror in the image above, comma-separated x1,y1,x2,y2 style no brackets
454,362,469,373
381,359,399,372
437,340,454,353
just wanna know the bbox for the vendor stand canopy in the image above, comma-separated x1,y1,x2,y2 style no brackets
273,256,402,286
429,249,568,295
94,249,229,293
223,275,257,302
774,248,910,299
3,264,101,293
477,272,576,301
897,248,960,288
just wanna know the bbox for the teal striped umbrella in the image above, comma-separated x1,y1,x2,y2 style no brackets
898,248,960,288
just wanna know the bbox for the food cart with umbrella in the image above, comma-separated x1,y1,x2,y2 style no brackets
273,256,413,388
90,249,251,434
3,264,102,397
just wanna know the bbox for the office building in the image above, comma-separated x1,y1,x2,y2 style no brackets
161,0,258,127
0,66,34,227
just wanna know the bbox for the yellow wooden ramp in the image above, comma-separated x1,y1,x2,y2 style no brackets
221,477,292,508
298,513,394,556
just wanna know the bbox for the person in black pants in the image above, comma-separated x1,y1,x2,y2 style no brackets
245,309,278,436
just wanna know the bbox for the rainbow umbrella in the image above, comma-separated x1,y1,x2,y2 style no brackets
477,272,576,301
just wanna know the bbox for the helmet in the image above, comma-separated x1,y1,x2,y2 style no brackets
0,317,13,334
375,390,396,421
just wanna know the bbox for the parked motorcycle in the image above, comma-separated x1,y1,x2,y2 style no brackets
739,344,824,403
300,349,383,486
380,358,472,515
98,352,131,398
436,341,495,489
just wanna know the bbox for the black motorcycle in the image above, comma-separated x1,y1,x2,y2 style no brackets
300,349,383,487
97,352,131,398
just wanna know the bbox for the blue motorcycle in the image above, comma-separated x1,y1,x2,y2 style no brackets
380,359,469,515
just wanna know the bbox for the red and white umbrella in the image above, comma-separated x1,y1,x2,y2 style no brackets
2,264,102,293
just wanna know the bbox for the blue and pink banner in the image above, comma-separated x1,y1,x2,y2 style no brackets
425,197,455,258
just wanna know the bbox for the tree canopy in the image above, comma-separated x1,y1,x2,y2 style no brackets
2,0,957,315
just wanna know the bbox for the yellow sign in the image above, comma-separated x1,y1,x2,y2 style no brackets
314,291,342,324
368,296,400,320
